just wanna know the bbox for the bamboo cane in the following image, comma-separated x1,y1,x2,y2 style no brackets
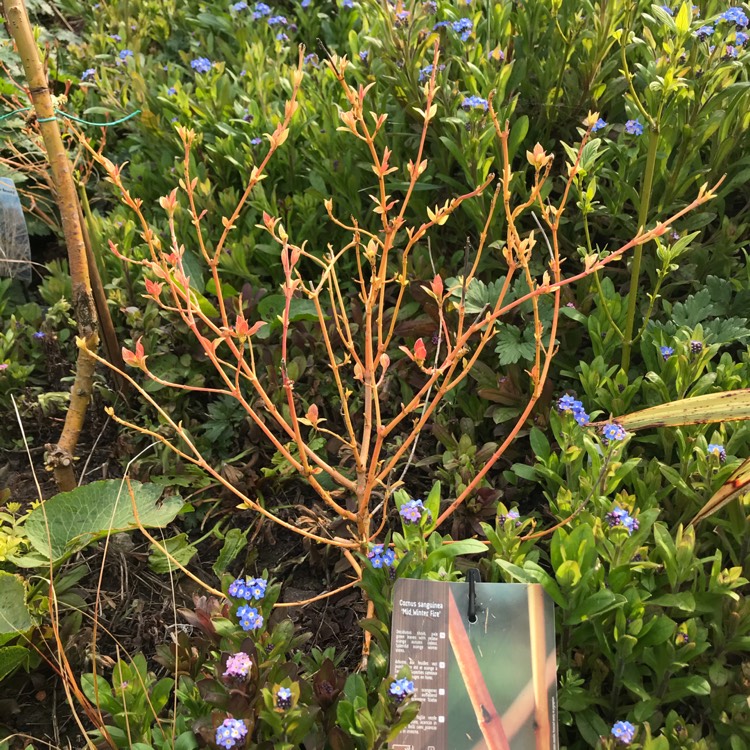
448,590,511,750
4,0,100,491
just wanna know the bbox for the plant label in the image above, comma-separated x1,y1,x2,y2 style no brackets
390,578,558,750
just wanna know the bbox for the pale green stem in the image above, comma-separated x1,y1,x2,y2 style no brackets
621,125,659,372
585,212,623,337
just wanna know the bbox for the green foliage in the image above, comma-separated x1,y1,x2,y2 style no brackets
2,0,750,747
80,578,419,750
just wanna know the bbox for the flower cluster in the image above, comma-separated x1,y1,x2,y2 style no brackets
389,678,415,703
591,118,607,132
276,686,293,710
611,720,636,745
695,24,714,40
707,443,727,462
268,14,287,25
229,576,268,600
606,506,639,535
601,422,628,443
451,17,473,40
461,95,489,111
227,576,267,631
367,543,396,568
418,62,445,81
690,339,703,353
737,31,748,45
557,395,590,426
232,0,248,9
81,68,96,81
215,718,248,749
660,345,674,360
487,45,505,61
224,651,253,678
720,6,749,28
252,2,272,18
399,498,426,524
191,57,212,73
237,604,264,631
498,508,521,526
624,118,643,135
119,49,134,60
722,43,738,57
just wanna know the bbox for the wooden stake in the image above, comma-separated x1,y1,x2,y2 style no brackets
4,0,100,491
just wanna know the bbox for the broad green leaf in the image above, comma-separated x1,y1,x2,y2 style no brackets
692,455,750,524
0,571,33,635
24,480,183,561
0,645,30,680
613,389,750,430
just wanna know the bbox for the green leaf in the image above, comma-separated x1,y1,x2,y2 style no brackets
637,615,676,647
23,480,183,561
649,592,695,612
566,590,627,624
80,673,120,715
424,539,487,568
446,276,507,315
423,481,441,533
507,115,530,162
674,1,691,34
529,426,550,461
149,533,198,574
0,571,33,635
614,389,750,430
664,675,711,700
174,732,200,750
495,324,537,365
212,527,249,576
556,560,582,588
151,677,175,714
0,645,30,680
493,560,566,608
693,455,750,524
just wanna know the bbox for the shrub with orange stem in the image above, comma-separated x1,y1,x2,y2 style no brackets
76,44,720,597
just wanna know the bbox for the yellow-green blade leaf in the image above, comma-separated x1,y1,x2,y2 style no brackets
691,455,750,525
608,390,750,431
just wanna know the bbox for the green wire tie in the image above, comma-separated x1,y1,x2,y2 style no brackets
0,106,141,127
